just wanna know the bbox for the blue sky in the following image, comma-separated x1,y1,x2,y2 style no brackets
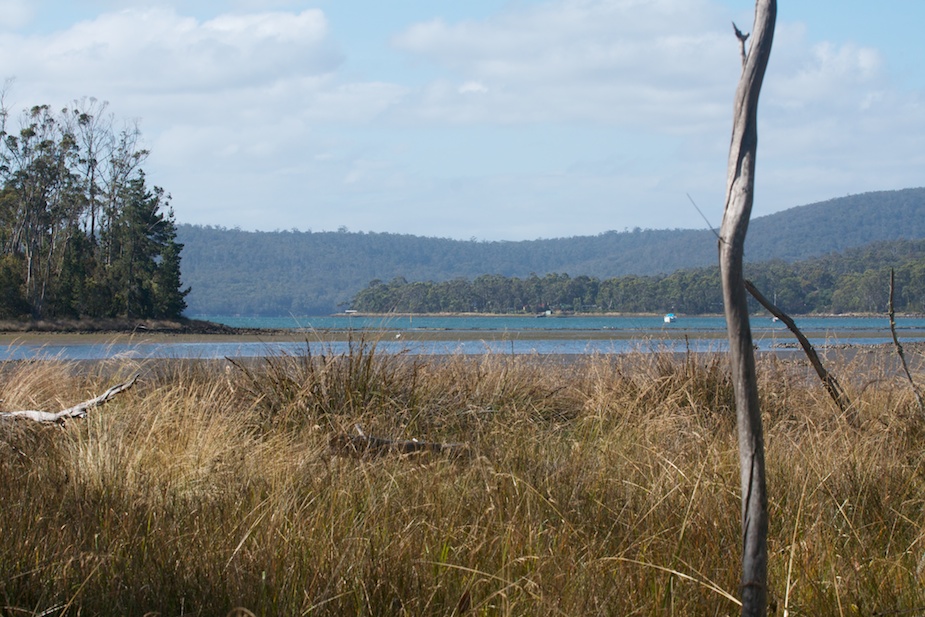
1,1,922,240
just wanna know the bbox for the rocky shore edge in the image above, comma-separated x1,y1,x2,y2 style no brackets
0,318,263,336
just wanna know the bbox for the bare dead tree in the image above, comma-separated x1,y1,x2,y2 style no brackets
719,2,776,615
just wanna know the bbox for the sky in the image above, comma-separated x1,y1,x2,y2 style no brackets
0,1,922,241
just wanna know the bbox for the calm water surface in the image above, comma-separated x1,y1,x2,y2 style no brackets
200,314,925,335
3,314,924,361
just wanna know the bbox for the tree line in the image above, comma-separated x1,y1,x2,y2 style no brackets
176,188,925,316
350,239,925,315
0,95,188,320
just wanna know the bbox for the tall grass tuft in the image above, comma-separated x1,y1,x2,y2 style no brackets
1,345,924,615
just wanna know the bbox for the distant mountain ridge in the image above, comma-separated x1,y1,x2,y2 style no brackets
177,187,925,315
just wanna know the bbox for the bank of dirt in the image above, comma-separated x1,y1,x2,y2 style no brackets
0,318,266,336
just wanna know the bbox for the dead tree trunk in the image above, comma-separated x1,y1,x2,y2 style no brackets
719,2,776,615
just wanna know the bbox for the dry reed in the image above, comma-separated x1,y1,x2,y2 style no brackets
1,341,924,616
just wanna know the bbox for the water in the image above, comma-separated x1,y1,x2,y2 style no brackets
0,338,723,361
195,313,925,336
205,314,708,332
3,314,923,361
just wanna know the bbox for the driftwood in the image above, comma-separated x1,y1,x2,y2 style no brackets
888,268,925,412
719,2,775,615
0,373,139,424
745,280,851,415
330,425,470,458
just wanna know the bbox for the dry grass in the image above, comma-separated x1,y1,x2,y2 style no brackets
1,341,925,616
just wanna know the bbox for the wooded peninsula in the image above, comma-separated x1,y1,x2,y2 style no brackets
0,100,188,321
350,239,925,316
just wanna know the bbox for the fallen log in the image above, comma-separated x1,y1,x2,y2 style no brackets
330,424,470,458
0,373,139,425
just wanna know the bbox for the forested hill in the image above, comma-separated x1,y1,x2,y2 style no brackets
352,239,925,315
178,188,925,315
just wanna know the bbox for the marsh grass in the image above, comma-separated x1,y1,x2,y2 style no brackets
2,343,925,616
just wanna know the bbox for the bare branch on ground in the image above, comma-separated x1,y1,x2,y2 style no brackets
0,373,139,425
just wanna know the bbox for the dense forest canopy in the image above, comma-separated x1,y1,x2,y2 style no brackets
178,188,925,316
350,239,925,315
0,97,188,319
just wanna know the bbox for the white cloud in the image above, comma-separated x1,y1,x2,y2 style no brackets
383,1,925,233
768,32,885,109
0,0,33,31
0,7,340,100
744,19,925,214
458,80,488,94
390,0,911,150
0,1,922,240
0,5,408,196
392,0,737,129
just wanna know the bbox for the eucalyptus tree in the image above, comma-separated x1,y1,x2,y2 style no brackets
0,104,85,314
67,97,112,239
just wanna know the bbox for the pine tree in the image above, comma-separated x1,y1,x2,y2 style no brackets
103,173,188,318
152,209,189,318
0,253,29,318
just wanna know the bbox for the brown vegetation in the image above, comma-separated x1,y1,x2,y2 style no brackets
0,318,242,335
1,342,924,615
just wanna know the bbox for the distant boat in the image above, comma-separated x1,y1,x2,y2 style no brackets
664,313,677,323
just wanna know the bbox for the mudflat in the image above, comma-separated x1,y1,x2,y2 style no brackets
0,315,915,346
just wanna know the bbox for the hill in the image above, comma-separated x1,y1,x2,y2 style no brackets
177,188,925,315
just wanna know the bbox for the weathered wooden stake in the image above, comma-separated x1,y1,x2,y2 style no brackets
719,2,776,615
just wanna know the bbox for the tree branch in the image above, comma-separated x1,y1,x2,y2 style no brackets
330,424,470,458
0,373,139,424
889,268,924,413
745,280,851,415
733,22,750,67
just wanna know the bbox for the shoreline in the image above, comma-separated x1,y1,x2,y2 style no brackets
1,314,923,348
1,328,922,348
332,310,925,318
